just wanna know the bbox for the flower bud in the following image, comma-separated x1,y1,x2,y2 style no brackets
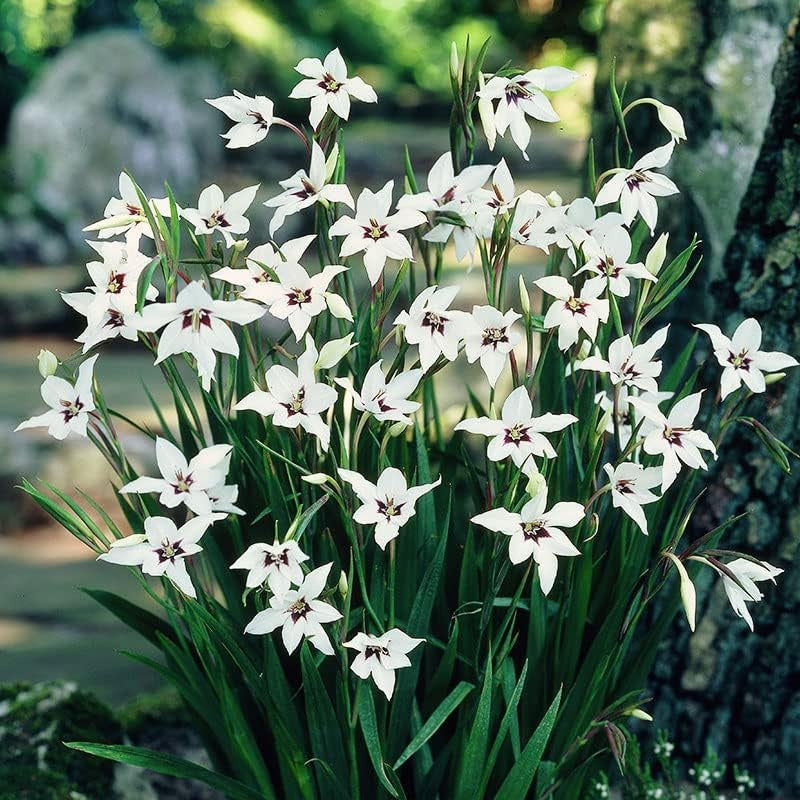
316,334,357,370
82,213,145,232
37,349,58,378
233,238,249,253
477,73,496,151
338,570,349,599
628,709,654,722
765,372,786,385
546,191,563,208
518,275,530,316
388,421,408,438
324,292,354,322
109,533,148,549
655,101,686,142
646,232,669,275
526,470,547,499
664,552,696,632
302,473,329,485
450,42,460,84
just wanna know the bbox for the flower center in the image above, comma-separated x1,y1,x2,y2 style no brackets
728,350,751,370
663,426,689,446
505,80,532,104
566,297,588,316
289,598,310,622
615,478,635,494
125,203,142,216
172,470,193,493
625,171,651,191
364,644,390,659
104,309,125,329
319,73,342,93
59,398,84,422
521,520,549,542
106,272,126,293
204,209,230,229
363,219,387,241
481,326,508,348
182,308,213,331
376,497,405,521
293,177,317,200
504,423,531,444
281,387,306,416
156,537,184,563
265,549,291,567
246,109,270,130
422,311,447,335
288,287,312,307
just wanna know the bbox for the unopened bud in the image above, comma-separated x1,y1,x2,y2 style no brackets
477,73,496,151
628,709,654,722
526,469,547,499
324,292,353,322
546,191,563,208
765,372,786,385
450,42,460,83
83,213,144,232
388,421,408,438
338,570,349,599
664,552,696,632
316,334,357,370
646,233,669,275
233,238,249,253
108,533,148,549
302,473,329,485
518,275,531,316
655,101,686,142
37,349,58,378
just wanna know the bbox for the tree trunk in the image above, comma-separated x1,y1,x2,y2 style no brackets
594,4,800,796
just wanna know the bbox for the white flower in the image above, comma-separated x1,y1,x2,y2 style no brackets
535,276,610,351
398,151,493,214
455,385,577,468
594,142,679,234
230,539,310,594
344,628,424,700
182,184,260,248
207,472,245,516
61,239,156,320
553,197,624,263
694,318,798,399
264,142,354,235
328,181,425,286
603,462,662,535
462,305,522,387
16,355,98,440
595,388,673,450
245,257,349,341
337,467,441,549
629,392,716,492
85,172,171,240
710,557,783,631
576,226,655,298
478,67,578,158
235,334,338,451
97,515,220,598
206,89,274,148
289,48,377,129
579,326,670,393
70,298,148,353
138,281,264,391
471,486,582,593
336,361,423,425
120,437,234,516
510,194,560,252
393,285,470,371
244,563,342,655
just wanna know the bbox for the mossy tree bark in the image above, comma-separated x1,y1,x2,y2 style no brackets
595,6,800,796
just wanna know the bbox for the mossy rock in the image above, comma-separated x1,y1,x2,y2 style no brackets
0,681,122,800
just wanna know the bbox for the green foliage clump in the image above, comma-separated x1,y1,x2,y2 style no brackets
0,681,121,800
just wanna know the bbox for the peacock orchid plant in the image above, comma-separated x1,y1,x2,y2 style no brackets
17,40,797,800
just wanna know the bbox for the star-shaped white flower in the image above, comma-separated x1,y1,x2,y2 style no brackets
575,226,655,298
535,276,610,351
245,257,349,340
97,515,221,598
181,184,260,248
455,385,577,468
16,355,98,440
120,437,234,516
393,285,470,372
462,305,522,387
337,467,441,549
289,48,377,130
206,89,275,148
344,628,424,700
694,318,798,399
579,326,670,393
594,142,679,233
244,563,342,656
629,392,716,492
230,539,310,594
710,557,783,631
328,181,425,285
61,239,156,321
335,360,423,425
552,196,624,262
595,388,673,450
264,142,354,236
471,487,583,593
138,281,264,391
603,462,662,535
84,172,171,240
478,67,578,158
235,335,338,451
